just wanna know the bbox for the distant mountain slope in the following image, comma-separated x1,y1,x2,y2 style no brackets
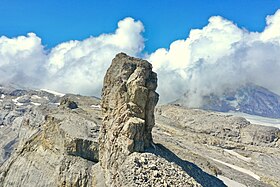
175,84,280,118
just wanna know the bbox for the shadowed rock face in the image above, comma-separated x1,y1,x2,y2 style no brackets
99,53,159,185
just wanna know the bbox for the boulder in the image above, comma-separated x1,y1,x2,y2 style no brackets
59,97,78,109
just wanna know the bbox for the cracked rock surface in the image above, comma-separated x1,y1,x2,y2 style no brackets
99,53,159,186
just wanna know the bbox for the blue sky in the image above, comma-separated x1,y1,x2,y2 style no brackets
1,1,280,102
0,0,279,52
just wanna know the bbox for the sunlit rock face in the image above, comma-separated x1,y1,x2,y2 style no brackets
99,53,159,186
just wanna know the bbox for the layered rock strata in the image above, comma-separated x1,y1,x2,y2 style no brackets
0,95,101,187
99,53,159,186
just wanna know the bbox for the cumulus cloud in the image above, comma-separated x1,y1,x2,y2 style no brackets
261,9,280,41
148,9,280,104
0,17,144,97
1,11,280,106
0,33,46,87
45,17,144,96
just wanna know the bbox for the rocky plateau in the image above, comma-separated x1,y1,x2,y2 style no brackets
0,53,279,187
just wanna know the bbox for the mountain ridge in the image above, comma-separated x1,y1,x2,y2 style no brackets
175,83,280,119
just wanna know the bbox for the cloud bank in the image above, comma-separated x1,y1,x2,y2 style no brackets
0,17,144,96
1,10,280,105
0,33,47,87
148,9,280,104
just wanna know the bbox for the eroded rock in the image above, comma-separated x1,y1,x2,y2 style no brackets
99,53,159,186
60,97,78,109
0,96,101,187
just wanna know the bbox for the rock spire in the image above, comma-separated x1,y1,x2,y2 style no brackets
99,53,159,186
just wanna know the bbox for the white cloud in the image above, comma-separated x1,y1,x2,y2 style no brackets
0,33,46,87
0,17,144,97
44,17,144,96
148,9,280,104
1,11,280,106
261,9,280,42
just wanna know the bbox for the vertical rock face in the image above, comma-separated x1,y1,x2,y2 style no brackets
99,53,159,185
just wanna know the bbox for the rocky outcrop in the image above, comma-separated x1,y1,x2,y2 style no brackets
0,94,101,187
0,54,203,187
0,55,203,187
155,104,280,187
99,53,159,186
60,97,78,109
156,105,280,147
2,54,279,187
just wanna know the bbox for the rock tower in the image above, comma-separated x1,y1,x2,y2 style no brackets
99,53,159,186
